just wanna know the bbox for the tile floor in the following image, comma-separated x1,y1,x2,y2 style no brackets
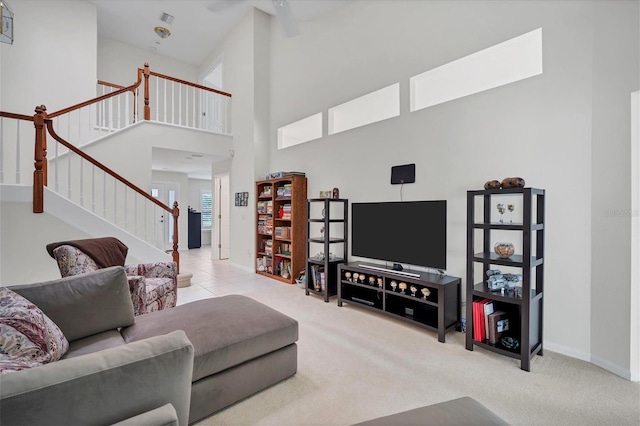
176,246,283,306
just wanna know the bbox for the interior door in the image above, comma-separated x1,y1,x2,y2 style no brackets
219,174,230,259
150,182,180,251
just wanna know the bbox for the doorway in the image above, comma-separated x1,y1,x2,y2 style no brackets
150,182,180,252
213,174,230,260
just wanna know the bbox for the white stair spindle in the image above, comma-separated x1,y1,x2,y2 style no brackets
163,79,167,123
15,120,20,184
67,149,71,199
91,164,96,213
117,94,121,129
185,85,189,128
172,81,175,124
124,187,128,231
108,93,113,132
193,86,196,128
155,77,159,121
0,117,4,183
79,159,84,207
113,178,117,225
179,83,182,126
103,172,107,219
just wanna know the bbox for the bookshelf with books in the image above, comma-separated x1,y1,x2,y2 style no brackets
305,198,348,302
465,187,545,371
255,175,307,284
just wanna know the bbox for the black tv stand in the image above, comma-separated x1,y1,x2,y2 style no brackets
338,262,461,342
392,263,403,271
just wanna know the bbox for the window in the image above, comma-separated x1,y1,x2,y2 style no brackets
201,190,212,229
277,113,323,149
328,83,400,135
410,28,543,112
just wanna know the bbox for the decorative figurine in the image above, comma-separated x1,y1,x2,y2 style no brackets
353,273,359,283
390,281,398,291
501,177,525,189
345,271,352,282
421,288,431,300
369,276,375,286
359,274,366,284
332,187,340,199
410,285,418,296
398,282,407,294
494,242,515,258
377,277,384,288
484,180,501,190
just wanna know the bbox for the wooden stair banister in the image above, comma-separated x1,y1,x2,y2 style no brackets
42,112,180,272
1,62,236,272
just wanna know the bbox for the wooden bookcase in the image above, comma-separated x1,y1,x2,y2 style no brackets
465,187,545,371
255,175,307,284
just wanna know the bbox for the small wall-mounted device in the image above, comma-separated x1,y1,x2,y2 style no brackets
391,163,416,185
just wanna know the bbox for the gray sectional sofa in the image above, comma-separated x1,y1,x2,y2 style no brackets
0,266,299,425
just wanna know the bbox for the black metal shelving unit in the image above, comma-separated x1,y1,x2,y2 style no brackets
305,198,348,302
465,187,545,371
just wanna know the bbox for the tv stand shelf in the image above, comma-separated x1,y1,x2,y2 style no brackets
337,262,461,342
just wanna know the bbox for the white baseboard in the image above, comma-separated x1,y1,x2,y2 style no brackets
229,261,254,273
544,341,591,362
591,354,633,381
546,341,633,381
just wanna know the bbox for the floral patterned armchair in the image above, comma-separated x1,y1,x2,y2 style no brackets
48,243,177,316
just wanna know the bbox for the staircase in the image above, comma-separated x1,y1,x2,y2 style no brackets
0,64,233,284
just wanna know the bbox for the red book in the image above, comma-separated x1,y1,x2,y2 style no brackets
473,298,490,342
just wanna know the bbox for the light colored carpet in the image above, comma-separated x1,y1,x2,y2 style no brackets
197,285,640,425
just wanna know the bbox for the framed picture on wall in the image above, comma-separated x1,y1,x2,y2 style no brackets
235,192,249,206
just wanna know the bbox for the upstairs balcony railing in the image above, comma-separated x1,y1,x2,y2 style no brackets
0,63,233,272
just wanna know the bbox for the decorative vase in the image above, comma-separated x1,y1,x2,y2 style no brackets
494,242,515,258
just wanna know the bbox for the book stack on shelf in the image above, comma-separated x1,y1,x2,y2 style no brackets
280,204,292,219
259,185,272,197
257,216,273,235
309,265,326,292
277,184,293,198
275,226,291,239
274,259,292,278
278,243,291,255
472,299,511,345
257,200,273,214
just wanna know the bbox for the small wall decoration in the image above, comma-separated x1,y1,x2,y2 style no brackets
235,192,249,206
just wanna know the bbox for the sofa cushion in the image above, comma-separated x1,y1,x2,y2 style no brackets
0,287,69,374
63,330,126,359
10,267,135,342
121,295,298,381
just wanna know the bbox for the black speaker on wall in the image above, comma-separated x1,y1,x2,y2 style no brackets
391,163,416,185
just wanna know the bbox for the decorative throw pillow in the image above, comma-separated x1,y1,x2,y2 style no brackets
0,287,69,374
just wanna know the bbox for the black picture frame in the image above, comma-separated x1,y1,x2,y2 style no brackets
235,192,249,206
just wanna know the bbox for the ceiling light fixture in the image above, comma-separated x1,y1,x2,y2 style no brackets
1,0,14,45
154,26,171,39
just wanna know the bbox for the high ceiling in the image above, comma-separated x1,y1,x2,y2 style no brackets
90,0,353,65
89,0,352,179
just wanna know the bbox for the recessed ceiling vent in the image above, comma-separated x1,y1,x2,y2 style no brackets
160,12,174,24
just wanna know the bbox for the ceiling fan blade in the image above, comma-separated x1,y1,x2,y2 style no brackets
272,0,299,37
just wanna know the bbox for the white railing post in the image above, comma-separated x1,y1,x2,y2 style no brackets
0,117,4,183
15,120,20,184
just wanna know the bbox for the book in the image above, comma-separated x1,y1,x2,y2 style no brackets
472,298,490,342
483,300,495,337
488,310,509,345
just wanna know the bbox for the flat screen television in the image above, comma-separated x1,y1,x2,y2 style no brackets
351,200,447,270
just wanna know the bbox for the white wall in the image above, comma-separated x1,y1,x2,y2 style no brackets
0,0,97,114
199,8,271,269
98,35,198,87
589,0,640,378
260,0,638,377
